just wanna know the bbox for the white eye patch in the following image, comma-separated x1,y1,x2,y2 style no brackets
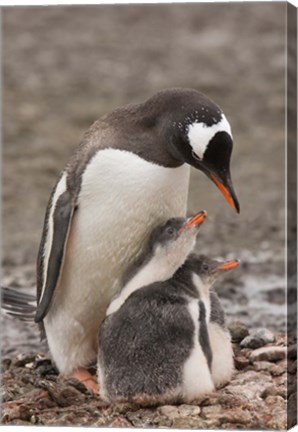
187,114,232,160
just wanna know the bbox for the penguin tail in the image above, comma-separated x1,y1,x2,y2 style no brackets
1,286,36,321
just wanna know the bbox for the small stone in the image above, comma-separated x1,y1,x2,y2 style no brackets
240,328,275,349
178,404,201,417
39,380,85,407
275,374,287,386
234,356,250,370
158,405,180,419
12,353,36,368
34,355,53,368
201,404,223,418
158,404,200,419
1,403,31,423
217,393,248,407
249,346,286,363
126,408,156,428
261,385,286,399
219,409,252,425
25,362,34,370
172,416,208,429
269,364,284,377
265,395,285,406
108,416,132,428
228,321,249,343
253,360,273,371
253,361,284,376
30,414,38,424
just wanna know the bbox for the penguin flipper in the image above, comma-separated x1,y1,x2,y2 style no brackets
35,186,75,323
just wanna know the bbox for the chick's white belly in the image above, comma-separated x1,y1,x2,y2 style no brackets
44,150,190,373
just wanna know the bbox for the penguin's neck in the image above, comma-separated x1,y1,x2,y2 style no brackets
106,246,184,316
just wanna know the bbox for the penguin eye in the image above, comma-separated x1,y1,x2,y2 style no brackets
202,263,209,271
166,227,175,236
191,150,202,162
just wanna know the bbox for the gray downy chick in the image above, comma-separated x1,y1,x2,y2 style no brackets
187,254,240,387
97,211,216,405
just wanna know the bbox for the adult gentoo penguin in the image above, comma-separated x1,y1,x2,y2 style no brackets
35,88,240,390
98,211,212,404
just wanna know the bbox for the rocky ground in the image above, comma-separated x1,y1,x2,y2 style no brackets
2,3,295,430
1,324,296,429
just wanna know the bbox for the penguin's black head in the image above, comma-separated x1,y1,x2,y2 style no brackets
154,88,240,213
194,254,240,285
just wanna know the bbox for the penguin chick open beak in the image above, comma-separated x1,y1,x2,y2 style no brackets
180,210,207,232
209,173,240,214
212,259,240,273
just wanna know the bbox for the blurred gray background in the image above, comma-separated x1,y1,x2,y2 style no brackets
2,3,287,354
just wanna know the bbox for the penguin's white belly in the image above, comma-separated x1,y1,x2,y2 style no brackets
182,299,214,401
208,323,234,387
44,149,190,373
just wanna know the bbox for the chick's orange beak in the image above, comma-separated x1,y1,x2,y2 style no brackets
180,210,207,232
213,259,240,273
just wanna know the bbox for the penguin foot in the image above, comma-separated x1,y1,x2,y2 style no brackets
70,368,99,393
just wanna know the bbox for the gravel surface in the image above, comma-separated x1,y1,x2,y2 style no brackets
1,331,296,429
2,3,294,429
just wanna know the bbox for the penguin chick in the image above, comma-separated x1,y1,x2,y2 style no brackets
190,255,240,388
98,211,215,405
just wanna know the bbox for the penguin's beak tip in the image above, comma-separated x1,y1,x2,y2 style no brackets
234,197,240,214
209,173,240,214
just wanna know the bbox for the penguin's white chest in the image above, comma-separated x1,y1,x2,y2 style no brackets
74,149,189,298
50,149,190,327
182,299,214,400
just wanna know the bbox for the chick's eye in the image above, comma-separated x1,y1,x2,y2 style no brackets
202,264,209,271
166,227,175,236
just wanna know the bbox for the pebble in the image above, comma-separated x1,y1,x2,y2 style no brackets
158,404,200,419
265,395,285,406
201,404,223,418
253,361,284,376
228,321,249,343
219,409,252,425
108,416,132,428
261,385,286,399
12,353,36,368
234,356,250,370
240,328,275,349
158,406,180,419
178,404,201,417
249,346,286,363
172,416,208,429
269,365,285,377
